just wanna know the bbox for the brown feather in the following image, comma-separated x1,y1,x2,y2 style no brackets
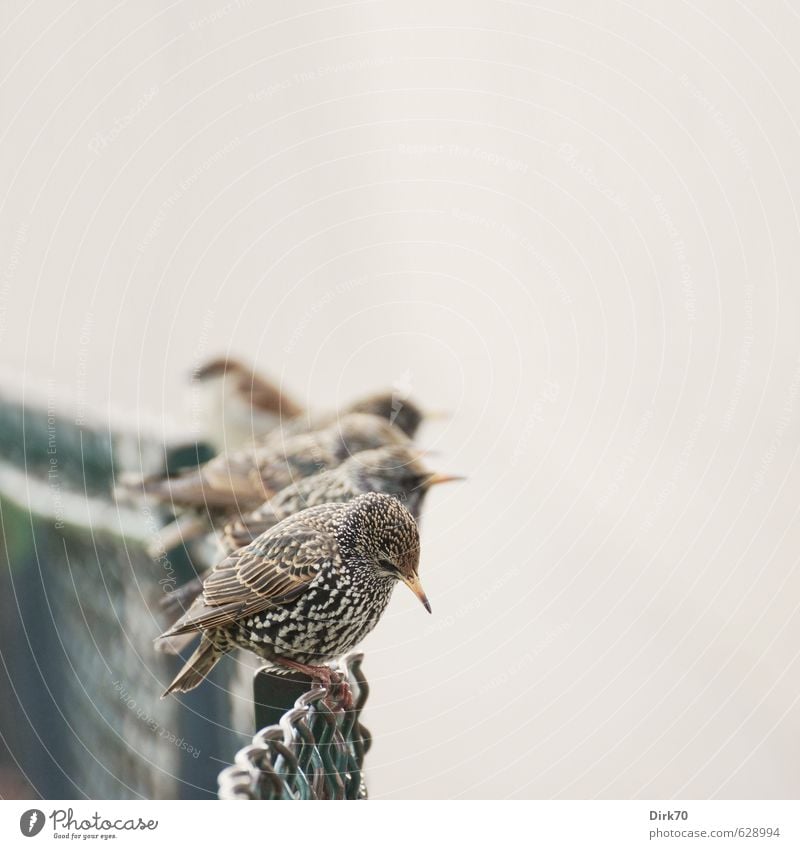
244,372,303,417
161,635,221,697
156,519,338,640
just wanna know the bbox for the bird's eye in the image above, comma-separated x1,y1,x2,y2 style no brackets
378,558,396,573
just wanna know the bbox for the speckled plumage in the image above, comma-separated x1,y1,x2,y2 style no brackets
159,493,427,696
162,445,461,616
160,445,460,618
224,444,442,549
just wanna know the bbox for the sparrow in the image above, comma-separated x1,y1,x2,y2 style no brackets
191,356,303,451
160,445,463,619
192,354,429,450
159,493,429,696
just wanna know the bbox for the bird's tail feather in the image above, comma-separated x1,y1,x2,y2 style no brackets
155,631,197,656
161,635,221,696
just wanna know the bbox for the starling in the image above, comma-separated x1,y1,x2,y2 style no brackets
345,392,425,439
161,445,463,618
159,493,429,696
137,413,410,511
267,391,426,443
224,444,463,549
192,356,303,451
133,413,411,554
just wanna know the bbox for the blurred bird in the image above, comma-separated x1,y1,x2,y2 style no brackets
192,355,430,450
259,390,428,446
225,444,462,547
346,391,425,439
160,445,463,618
192,356,303,451
159,493,428,696
128,413,411,555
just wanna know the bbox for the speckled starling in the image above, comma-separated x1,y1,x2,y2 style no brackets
345,392,426,439
224,444,463,550
138,412,410,513
132,413,411,558
261,391,427,446
160,445,462,619
159,493,428,696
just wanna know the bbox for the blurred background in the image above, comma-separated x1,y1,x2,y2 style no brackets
1,0,799,799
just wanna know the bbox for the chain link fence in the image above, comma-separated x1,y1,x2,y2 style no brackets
218,653,371,800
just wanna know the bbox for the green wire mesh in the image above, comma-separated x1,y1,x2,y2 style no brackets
218,652,372,800
0,392,238,798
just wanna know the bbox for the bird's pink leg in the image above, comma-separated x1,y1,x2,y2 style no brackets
272,656,333,687
271,657,353,710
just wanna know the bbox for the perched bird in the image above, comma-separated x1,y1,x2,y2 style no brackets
133,413,411,555
191,356,303,451
161,445,463,617
346,392,425,440
192,354,427,451
224,445,462,548
258,391,427,448
159,493,429,696
145,413,412,510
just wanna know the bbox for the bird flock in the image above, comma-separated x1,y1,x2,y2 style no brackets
121,358,462,698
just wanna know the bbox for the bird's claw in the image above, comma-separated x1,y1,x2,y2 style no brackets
323,671,354,711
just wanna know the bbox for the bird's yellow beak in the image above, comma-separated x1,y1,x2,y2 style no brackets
425,472,466,487
402,574,432,613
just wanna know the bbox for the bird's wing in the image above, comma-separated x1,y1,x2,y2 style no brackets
250,443,330,494
140,450,265,508
158,519,338,637
244,372,303,417
221,503,285,551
